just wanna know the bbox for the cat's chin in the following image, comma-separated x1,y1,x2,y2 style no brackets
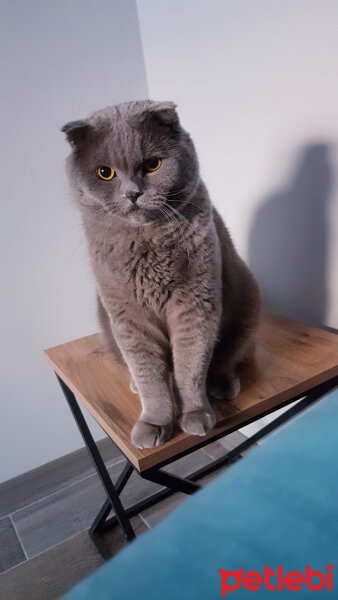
121,211,158,227
119,206,160,227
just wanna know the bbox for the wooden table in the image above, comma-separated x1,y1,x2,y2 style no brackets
44,312,338,543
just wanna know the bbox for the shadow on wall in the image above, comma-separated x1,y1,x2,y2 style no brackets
249,143,332,327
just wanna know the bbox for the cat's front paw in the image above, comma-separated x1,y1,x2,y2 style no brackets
177,410,216,436
131,419,172,449
129,378,138,394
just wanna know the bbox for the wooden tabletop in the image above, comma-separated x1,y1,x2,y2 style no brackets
44,312,338,472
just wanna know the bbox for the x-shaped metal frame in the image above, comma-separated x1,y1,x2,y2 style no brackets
56,373,337,548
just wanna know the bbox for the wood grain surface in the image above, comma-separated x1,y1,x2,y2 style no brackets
44,312,338,471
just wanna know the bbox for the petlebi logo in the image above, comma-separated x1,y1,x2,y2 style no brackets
219,564,333,595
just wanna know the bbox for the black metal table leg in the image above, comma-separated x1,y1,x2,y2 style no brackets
141,468,200,494
90,498,112,536
56,374,136,542
115,463,134,493
90,463,134,535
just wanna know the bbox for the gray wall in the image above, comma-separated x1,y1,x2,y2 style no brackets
0,0,148,481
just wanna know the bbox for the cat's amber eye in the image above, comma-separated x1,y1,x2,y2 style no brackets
96,166,116,181
144,158,162,173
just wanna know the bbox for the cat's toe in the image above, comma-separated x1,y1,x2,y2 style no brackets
178,410,216,436
129,378,138,394
131,420,172,449
207,374,240,400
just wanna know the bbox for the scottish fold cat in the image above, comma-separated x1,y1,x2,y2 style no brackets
62,100,261,448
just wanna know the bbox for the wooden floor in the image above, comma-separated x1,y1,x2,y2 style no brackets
0,432,247,599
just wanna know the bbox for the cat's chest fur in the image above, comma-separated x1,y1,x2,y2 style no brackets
92,232,187,314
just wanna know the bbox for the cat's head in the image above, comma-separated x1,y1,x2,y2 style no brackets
62,100,199,225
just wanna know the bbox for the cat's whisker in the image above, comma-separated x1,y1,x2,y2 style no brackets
67,230,93,259
159,204,192,264
167,202,210,238
158,206,184,258
66,211,108,234
180,199,203,209
165,184,193,198
90,206,113,256
60,210,111,260
98,212,114,258
54,210,109,251
164,203,197,235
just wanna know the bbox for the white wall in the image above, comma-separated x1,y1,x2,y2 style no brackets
0,0,148,482
137,0,338,328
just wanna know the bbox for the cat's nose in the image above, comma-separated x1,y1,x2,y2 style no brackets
125,190,142,204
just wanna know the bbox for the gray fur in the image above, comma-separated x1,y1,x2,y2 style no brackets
62,100,261,448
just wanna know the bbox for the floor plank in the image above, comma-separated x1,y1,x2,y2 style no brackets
200,440,227,460
12,448,213,559
0,437,123,518
12,461,127,558
0,517,26,574
203,431,249,460
166,448,212,476
220,431,248,452
0,517,146,600
140,492,186,528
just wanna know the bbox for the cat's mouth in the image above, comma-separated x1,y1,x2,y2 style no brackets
119,197,164,225
124,201,158,217
126,204,139,213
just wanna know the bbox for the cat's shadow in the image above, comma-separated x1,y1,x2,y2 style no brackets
248,142,333,327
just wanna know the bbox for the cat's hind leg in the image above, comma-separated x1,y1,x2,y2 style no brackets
207,373,240,401
207,329,256,401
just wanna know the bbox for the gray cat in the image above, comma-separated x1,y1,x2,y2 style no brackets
62,100,261,449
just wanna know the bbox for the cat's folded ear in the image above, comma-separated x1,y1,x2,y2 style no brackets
147,101,179,127
61,120,92,147
133,101,180,132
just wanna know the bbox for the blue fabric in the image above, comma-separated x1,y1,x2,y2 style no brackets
63,390,338,599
